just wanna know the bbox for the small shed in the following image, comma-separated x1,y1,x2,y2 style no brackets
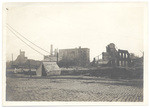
36,61,61,76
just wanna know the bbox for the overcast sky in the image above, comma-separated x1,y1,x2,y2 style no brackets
4,2,146,61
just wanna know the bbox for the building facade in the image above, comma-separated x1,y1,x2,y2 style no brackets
117,49,131,67
58,47,90,67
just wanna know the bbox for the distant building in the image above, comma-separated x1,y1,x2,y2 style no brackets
7,50,41,69
13,50,28,67
116,49,131,67
43,55,58,62
58,46,90,67
43,45,59,62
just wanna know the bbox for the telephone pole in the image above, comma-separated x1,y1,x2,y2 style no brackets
11,54,13,68
57,52,58,64
28,60,32,78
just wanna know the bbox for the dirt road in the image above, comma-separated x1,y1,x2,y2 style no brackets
6,74,143,101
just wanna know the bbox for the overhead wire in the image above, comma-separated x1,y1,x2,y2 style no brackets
6,26,46,56
6,24,50,54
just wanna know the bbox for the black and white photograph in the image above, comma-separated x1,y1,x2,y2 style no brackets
2,2,148,106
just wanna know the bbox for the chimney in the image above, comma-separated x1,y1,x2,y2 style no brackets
50,44,53,55
54,49,57,56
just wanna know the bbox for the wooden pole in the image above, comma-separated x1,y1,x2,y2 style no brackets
29,60,31,78
12,54,13,67
57,52,58,64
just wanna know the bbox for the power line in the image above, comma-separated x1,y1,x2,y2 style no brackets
6,24,50,54
7,26,45,56
94,53,102,60
115,46,119,50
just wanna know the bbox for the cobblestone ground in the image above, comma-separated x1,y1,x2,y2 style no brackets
6,74,143,101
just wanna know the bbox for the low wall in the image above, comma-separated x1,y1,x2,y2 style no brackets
61,67,143,79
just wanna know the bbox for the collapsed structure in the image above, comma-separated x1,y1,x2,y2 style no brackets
94,43,131,67
13,50,28,66
8,50,41,69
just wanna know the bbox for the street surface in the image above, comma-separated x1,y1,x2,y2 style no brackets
6,74,143,101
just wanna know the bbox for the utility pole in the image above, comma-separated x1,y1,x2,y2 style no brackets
50,45,51,56
11,54,13,67
28,60,31,78
57,52,58,64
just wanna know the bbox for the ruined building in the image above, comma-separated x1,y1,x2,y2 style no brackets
8,50,41,69
13,50,28,67
58,46,90,67
117,49,131,67
95,43,131,67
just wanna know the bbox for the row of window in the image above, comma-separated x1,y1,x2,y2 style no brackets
119,61,129,66
110,60,129,67
118,53,129,59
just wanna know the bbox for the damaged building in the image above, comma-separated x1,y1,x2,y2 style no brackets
94,43,131,67
8,50,41,69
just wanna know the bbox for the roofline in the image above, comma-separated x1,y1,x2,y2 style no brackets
59,48,90,51
118,49,129,53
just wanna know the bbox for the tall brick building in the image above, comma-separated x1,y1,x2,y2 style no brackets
58,47,90,67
